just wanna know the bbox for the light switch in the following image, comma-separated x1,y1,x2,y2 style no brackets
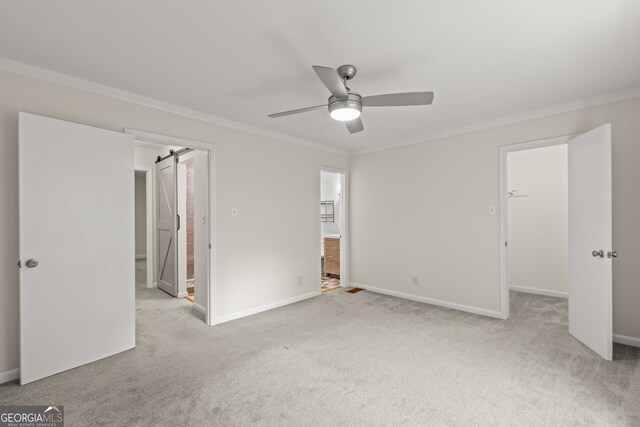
489,205,496,216
232,208,238,217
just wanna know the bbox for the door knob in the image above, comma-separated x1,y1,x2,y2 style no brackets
25,259,39,268
607,251,619,258
592,250,604,258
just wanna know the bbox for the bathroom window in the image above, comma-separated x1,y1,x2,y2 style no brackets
320,200,335,223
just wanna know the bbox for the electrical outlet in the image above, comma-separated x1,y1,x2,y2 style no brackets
297,275,303,286
488,205,496,216
411,276,419,286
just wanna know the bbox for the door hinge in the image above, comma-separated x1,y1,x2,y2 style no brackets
17,260,21,268
505,241,508,247
209,243,212,250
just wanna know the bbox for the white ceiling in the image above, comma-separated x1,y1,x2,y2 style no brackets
1,1,639,153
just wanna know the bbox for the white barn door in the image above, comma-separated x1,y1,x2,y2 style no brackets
156,156,178,296
19,113,135,384
568,123,613,360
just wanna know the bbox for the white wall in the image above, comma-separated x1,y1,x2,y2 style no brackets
321,171,342,237
351,96,640,340
134,172,147,258
0,69,349,375
507,145,568,294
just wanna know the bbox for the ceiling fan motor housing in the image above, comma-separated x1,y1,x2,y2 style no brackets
328,93,362,117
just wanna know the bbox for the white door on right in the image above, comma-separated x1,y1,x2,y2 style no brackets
568,123,613,360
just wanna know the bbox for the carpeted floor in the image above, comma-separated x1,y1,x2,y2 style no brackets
1,261,639,426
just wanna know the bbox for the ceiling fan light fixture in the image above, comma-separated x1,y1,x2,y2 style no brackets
330,107,361,121
328,94,362,121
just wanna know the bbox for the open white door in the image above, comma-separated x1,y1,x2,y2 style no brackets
568,123,613,360
156,156,178,296
19,113,135,384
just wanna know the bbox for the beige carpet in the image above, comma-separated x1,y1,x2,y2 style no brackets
1,261,639,425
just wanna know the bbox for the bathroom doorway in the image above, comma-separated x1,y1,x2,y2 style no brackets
319,169,348,292
176,154,197,303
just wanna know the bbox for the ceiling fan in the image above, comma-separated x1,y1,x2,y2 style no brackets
268,64,434,134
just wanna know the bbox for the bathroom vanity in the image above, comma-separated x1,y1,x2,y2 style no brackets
323,236,340,278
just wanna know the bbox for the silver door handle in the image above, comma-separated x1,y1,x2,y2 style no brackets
25,259,39,268
592,250,604,258
607,251,619,258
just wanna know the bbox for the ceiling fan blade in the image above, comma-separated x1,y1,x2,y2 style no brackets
268,104,326,118
345,117,364,134
362,91,434,107
312,66,349,100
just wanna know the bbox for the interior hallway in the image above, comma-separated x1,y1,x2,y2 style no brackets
1,280,638,425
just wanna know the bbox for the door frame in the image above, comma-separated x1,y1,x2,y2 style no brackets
498,134,574,319
318,167,349,289
126,129,216,326
134,167,154,288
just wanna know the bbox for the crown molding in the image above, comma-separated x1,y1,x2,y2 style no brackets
2,57,639,158
0,57,349,155
352,85,640,155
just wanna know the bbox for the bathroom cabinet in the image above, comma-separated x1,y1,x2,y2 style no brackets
323,237,340,277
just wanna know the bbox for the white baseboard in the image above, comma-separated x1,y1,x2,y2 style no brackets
0,368,19,385
352,282,505,319
509,285,568,299
176,291,188,298
613,334,640,348
135,255,147,260
193,303,206,315
147,281,157,289
212,291,321,325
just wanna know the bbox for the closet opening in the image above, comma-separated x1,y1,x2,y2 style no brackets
505,144,568,322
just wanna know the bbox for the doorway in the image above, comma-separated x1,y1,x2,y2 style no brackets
319,168,348,293
507,144,568,297
130,129,215,325
499,126,614,360
134,169,153,290
176,153,199,303
499,135,570,319
504,143,569,334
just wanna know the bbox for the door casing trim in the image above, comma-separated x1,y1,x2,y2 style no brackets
126,128,216,325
